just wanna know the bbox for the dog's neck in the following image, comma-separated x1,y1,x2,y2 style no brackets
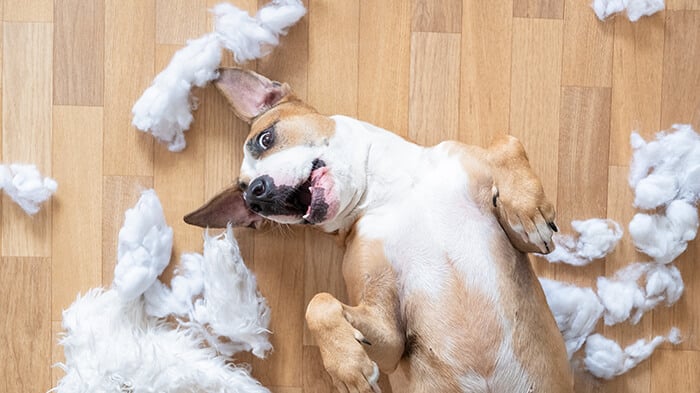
319,115,425,235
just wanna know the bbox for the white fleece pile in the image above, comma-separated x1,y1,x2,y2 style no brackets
0,163,56,215
542,219,623,266
540,278,604,357
541,125,699,379
113,189,174,302
53,289,269,393
54,190,272,392
584,328,681,380
132,0,306,152
591,0,664,21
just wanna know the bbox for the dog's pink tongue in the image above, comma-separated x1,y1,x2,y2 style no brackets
304,167,338,223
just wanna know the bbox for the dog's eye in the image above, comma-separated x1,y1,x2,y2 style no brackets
258,130,274,150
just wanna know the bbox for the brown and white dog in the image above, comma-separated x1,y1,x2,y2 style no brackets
185,68,573,393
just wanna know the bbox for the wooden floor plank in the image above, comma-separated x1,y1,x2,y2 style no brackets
103,0,155,176
0,258,51,393
408,32,461,145
667,0,700,10
308,0,359,116
650,349,700,392
460,0,512,146
509,17,563,205
4,0,52,22
609,14,664,166
556,86,611,284
156,0,207,45
53,0,104,106
412,0,462,33
661,10,700,128
2,22,53,257
513,0,564,19
51,106,103,320
358,0,411,136
561,0,614,87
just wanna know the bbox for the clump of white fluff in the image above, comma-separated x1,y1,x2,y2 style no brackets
584,328,681,380
52,289,270,393
591,0,664,22
542,219,623,266
540,278,604,358
113,189,174,302
132,0,306,152
0,163,56,214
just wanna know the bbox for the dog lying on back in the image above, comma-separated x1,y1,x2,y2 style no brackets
185,68,573,393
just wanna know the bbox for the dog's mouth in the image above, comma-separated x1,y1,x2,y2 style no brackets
291,158,331,224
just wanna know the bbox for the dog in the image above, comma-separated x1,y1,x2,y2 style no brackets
184,68,574,393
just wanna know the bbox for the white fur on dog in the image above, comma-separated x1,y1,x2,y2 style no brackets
0,163,56,215
132,0,306,152
592,0,664,21
584,328,681,380
541,219,623,266
53,191,271,392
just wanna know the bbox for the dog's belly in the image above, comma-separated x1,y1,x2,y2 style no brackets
357,185,534,391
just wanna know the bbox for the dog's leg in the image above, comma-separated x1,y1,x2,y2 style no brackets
484,135,557,254
306,237,404,393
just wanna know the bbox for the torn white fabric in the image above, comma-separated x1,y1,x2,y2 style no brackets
597,263,684,325
144,253,205,318
591,0,665,22
52,289,270,393
540,278,604,358
584,328,681,380
0,164,57,215
113,190,174,302
132,0,306,152
541,219,623,266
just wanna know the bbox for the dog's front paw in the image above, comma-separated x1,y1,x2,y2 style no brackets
492,183,557,254
319,338,380,393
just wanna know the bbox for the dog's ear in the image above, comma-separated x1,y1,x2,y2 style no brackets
214,68,291,123
184,185,263,229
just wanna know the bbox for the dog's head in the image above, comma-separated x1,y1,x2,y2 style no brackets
184,68,364,230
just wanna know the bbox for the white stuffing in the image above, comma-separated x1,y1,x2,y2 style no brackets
540,278,604,357
541,219,623,266
597,263,684,325
629,201,699,264
113,189,174,302
0,163,56,215
584,328,681,380
132,0,306,152
591,0,664,22
54,190,272,392
52,289,270,393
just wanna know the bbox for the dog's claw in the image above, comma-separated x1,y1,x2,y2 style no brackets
548,222,558,232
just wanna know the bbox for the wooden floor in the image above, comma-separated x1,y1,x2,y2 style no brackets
1,0,699,392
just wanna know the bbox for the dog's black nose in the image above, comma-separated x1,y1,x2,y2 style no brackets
250,176,269,197
246,175,275,213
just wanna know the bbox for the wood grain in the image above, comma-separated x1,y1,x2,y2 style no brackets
103,0,155,176
0,258,51,393
513,0,564,19
650,349,700,392
4,0,52,22
561,0,614,87
412,0,462,33
460,0,512,146
408,32,461,145
2,22,53,257
156,0,207,45
53,0,104,106
667,0,700,9
51,106,103,320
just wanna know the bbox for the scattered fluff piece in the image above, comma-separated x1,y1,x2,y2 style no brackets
629,124,700,208
132,0,306,151
597,263,684,325
113,190,174,302
53,289,270,393
629,200,699,263
0,163,57,214
146,228,272,358
584,328,681,379
591,0,665,22
540,278,604,358
541,219,623,266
